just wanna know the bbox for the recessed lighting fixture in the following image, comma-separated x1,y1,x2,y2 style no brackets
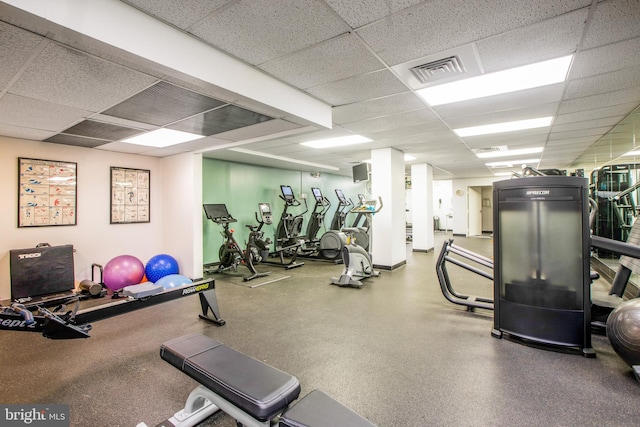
485,158,540,168
301,135,371,149
475,146,544,159
455,117,553,137
122,128,204,147
417,55,572,106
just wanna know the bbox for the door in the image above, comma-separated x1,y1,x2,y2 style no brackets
468,186,482,236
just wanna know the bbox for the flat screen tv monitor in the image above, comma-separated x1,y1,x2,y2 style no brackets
352,163,369,183
280,185,294,201
335,189,347,204
311,187,323,202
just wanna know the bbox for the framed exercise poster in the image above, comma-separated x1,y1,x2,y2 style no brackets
18,157,77,227
110,166,150,224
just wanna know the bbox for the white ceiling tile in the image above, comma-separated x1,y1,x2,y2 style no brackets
306,69,408,105
476,8,586,72
570,37,640,80
190,0,349,65
366,121,452,141
332,92,426,124
0,94,89,132
0,123,55,141
554,103,636,125
565,67,640,99
9,42,157,112
559,88,640,114
324,0,424,28
549,126,613,140
0,22,43,89
259,34,383,89
121,0,231,30
342,109,439,134
582,0,640,49
552,116,623,133
356,0,591,65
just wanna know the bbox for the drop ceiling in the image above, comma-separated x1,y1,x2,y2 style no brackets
1,0,640,179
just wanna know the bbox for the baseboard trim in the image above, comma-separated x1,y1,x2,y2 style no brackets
374,260,407,271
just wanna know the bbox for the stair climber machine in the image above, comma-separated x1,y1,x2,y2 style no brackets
266,185,305,269
331,197,383,288
318,189,353,260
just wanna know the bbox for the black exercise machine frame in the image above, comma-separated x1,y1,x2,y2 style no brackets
0,278,225,339
436,235,640,312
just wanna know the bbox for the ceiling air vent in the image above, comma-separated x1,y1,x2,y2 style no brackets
409,56,465,84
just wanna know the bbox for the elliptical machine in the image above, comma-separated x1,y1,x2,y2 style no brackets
203,204,269,282
266,186,305,269
318,189,352,260
331,197,383,288
299,187,340,260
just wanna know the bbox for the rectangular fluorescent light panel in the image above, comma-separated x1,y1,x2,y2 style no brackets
475,146,544,159
455,117,553,137
122,128,204,147
485,158,540,168
301,135,371,149
417,55,572,106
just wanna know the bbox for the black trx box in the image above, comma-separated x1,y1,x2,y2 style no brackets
10,244,75,302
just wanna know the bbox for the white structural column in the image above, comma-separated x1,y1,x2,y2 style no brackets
371,148,406,269
410,163,434,252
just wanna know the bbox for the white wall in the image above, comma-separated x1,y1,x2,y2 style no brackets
160,152,202,279
451,176,505,236
433,180,453,231
0,136,191,300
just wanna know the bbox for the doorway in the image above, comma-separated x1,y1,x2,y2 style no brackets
468,186,493,237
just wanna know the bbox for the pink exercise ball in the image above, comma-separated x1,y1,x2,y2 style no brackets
103,255,145,291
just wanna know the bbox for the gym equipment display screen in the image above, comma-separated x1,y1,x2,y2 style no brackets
281,185,294,201
335,189,347,203
312,188,323,202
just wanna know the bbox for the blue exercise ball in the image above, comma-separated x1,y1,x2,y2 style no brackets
145,254,179,283
156,274,192,290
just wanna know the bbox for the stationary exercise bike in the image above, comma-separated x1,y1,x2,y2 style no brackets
331,197,383,288
203,204,269,282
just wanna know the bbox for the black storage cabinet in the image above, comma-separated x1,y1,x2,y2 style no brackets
491,176,594,357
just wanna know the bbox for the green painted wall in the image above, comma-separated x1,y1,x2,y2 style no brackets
202,158,367,264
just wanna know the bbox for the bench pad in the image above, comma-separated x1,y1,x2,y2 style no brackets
279,389,376,427
160,333,300,421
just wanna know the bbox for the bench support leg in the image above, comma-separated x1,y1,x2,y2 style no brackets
159,385,271,427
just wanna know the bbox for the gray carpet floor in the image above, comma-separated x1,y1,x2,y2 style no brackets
1,234,639,426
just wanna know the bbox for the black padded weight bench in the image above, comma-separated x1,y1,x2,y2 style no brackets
143,333,376,427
